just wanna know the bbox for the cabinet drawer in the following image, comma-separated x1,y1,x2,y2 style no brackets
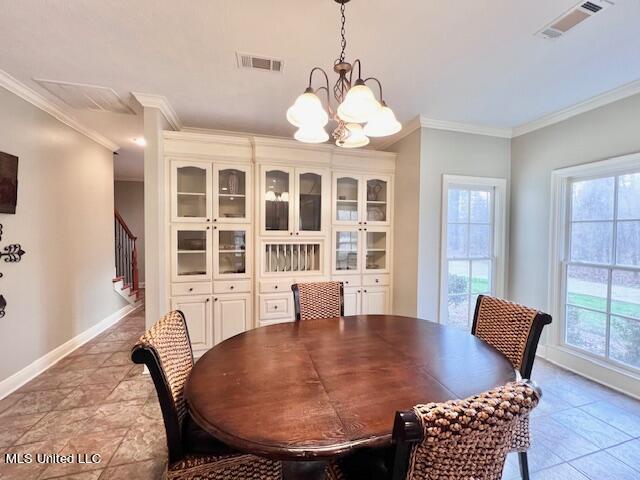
213,280,251,294
332,275,361,287
259,294,293,320
172,282,212,296
362,274,390,286
259,280,293,294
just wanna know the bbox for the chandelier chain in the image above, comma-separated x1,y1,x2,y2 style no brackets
339,3,346,63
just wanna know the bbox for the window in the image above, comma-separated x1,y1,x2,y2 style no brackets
564,171,640,369
440,176,507,329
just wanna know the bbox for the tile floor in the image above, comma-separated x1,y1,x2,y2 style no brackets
1,306,640,479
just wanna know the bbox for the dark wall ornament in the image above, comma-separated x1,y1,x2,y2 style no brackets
0,223,25,317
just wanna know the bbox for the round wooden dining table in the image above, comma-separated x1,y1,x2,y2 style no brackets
185,314,515,479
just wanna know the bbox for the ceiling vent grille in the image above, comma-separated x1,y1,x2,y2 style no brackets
236,52,283,73
535,0,614,40
34,79,135,114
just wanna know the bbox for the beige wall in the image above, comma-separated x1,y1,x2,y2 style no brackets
114,180,145,282
418,128,511,321
389,129,422,316
0,87,127,384
389,127,511,321
509,92,640,311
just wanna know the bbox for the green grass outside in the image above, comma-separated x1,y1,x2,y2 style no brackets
568,293,640,320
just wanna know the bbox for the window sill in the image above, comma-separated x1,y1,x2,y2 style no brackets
540,344,640,400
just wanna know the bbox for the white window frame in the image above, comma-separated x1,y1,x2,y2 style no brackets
548,152,640,397
439,175,507,326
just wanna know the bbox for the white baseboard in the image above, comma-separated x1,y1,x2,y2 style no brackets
0,303,142,400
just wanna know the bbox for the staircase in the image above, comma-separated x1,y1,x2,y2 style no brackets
113,209,143,305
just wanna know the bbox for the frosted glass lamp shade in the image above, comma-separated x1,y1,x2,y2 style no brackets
287,91,329,128
364,104,402,137
294,126,329,144
337,83,380,124
337,123,370,149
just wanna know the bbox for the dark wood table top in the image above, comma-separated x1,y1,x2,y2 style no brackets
185,314,516,460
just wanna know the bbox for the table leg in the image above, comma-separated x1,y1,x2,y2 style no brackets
282,460,327,480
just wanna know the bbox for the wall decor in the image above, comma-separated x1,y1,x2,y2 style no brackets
0,223,26,317
0,152,18,214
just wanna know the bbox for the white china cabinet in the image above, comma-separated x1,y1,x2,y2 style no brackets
164,132,395,347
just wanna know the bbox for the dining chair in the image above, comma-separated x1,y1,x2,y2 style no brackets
471,295,552,480
390,380,541,480
132,310,344,480
291,281,344,320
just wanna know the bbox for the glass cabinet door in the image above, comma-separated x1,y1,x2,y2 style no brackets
172,162,212,222
364,229,389,272
334,175,361,224
172,225,212,282
364,176,389,225
297,171,323,234
215,166,249,223
333,228,361,273
263,168,292,234
214,227,250,278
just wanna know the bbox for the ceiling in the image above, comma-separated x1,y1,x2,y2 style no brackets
1,0,640,180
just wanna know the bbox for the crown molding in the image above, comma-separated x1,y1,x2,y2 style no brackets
131,92,182,131
513,78,640,138
379,115,512,150
0,69,119,152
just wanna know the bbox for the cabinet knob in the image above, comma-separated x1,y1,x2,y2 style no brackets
295,232,299,236
357,290,361,293
274,285,278,289
230,285,234,290
345,281,349,284
274,305,278,309
364,228,367,231
364,289,368,293
206,218,211,222
206,226,210,230
213,218,217,222
214,226,218,230
188,288,193,292
206,298,210,302
214,298,218,302
364,222,367,225
375,279,379,283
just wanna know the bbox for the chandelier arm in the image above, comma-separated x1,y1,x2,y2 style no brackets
350,59,363,82
315,86,335,116
308,67,331,90
363,77,384,102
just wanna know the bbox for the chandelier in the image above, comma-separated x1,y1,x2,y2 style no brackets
286,0,401,148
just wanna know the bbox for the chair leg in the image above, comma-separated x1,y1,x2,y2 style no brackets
518,451,530,480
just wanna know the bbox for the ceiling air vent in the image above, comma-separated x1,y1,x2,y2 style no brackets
535,0,614,40
236,52,283,73
34,79,135,114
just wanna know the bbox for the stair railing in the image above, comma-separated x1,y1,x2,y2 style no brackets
114,209,139,294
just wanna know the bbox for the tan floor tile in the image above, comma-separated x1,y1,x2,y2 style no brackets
39,429,127,478
0,413,46,447
72,342,131,356
0,392,26,415
104,380,153,403
99,458,165,480
81,367,131,387
87,400,147,432
51,354,112,372
109,423,166,465
55,384,119,411
15,407,98,445
125,365,145,379
0,389,73,417
49,471,104,480
0,438,68,480
102,351,134,367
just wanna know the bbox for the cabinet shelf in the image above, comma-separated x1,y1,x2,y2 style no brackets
366,248,387,252
337,199,358,203
178,192,206,196
219,249,246,253
178,250,207,254
366,200,387,204
218,193,246,198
